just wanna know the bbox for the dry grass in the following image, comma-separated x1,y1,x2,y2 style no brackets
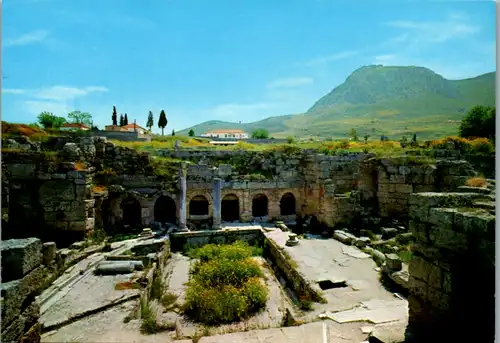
2,122,46,136
115,281,142,290
92,185,107,193
465,177,488,188
74,161,86,171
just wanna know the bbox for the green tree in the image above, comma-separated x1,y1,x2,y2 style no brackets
171,129,176,136
348,128,358,141
188,129,195,137
286,136,295,144
158,110,168,136
459,105,495,140
410,133,418,147
37,111,67,129
67,111,92,126
123,113,129,126
400,135,408,148
251,128,269,139
146,111,154,132
363,133,370,143
112,106,117,126
119,114,124,126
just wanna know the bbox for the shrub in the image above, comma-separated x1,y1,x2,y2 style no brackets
183,242,269,324
468,138,495,155
189,258,263,288
186,240,258,262
465,177,487,188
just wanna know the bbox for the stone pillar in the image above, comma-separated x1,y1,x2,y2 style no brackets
212,178,222,229
178,163,188,232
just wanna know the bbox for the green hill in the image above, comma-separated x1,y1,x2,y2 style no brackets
176,115,299,137
179,65,495,140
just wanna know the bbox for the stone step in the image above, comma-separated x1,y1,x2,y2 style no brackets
455,186,491,194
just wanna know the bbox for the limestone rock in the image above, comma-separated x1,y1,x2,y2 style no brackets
1,238,43,282
94,261,135,275
61,142,81,160
1,301,40,343
385,254,402,272
42,242,57,266
0,266,45,328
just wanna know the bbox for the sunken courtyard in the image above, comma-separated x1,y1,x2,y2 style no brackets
0,135,495,343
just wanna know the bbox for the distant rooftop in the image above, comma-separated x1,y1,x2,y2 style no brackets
204,129,246,134
61,123,89,129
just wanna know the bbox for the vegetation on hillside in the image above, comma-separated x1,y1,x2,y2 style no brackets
183,241,268,325
458,105,495,141
178,66,495,140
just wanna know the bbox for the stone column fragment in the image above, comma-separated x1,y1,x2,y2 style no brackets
213,178,222,229
178,163,188,232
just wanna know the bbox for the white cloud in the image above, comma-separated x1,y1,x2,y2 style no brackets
384,12,479,44
373,54,397,63
33,85,108,101
4,30,49,47
204,103,275,120
2,88,26,94
300,50,358,67
23,100,71,116
266,77,314,89
8,85,109,116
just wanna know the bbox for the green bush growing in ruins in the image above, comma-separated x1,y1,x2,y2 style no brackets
183,241,268,324
186,240,262,261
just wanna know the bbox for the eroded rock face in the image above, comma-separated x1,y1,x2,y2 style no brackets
406,192,495,342
61,143,82,161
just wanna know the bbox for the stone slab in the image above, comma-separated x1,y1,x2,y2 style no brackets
342,246,371,259
1,301,40,343
1,266,46,329
368,322,406,343
328,305,407,325
1,238,43,282
199,322,326,343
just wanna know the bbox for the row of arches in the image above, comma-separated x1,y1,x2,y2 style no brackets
119,192,297,226
193,192,296,220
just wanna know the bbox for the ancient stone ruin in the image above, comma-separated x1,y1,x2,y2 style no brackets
0,135,495,342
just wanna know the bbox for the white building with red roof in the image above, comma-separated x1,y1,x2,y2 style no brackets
200,129,248,139
60,123,90,131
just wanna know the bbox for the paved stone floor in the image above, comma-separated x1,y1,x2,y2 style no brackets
264,229,408,326
40,228,408,343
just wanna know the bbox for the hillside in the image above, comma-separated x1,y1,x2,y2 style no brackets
179,66,495,140
176,114,300,137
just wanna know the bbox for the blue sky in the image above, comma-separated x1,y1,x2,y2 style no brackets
2,0,496,133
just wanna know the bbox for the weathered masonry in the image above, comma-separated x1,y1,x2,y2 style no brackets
2,136,480,245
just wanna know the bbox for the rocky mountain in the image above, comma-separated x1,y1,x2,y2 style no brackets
178,65,495,140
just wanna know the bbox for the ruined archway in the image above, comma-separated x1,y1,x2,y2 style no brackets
120,197,142,227
280,192,296,216
189,195,209,216
154,195,177,224
252,194,268,217
222,194,239,222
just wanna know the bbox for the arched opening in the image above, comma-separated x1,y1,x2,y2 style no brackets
154,195,177,224
280,192,296,216
252,194,268,217
189,195,209,216
120,197,142,227
221,194,239,222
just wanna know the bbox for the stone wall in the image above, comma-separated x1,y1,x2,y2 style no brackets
263,232,326,304
90,131,152,142
169,227,263,252
2,151,95,245
406,192,495,342
1,238,45,343
374,158,477,220
2,135,491,244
